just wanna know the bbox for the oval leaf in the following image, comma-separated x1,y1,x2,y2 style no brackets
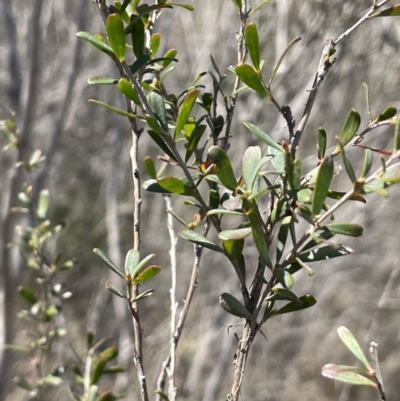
219,293,252,319
374,105,397,122
125,249,140,279
369,5,400,17
222,239,244,263
179,229,223,252
88,76,118,85
234,64,271,99
245,23,260,71
157,176,197,196
270,294,317,317
76,31,114,55
242,146,261,193
321,364,376,386
106,13,126,62
133,265,161,284
324,223,363,237
174,89,200,141
219,227,252,241
94,248,124,278
311,156,334,215
207,146,238,191
297,245,353,264
18,286,38,304
88,99,138,119
334,109,361,154
117,78,141,106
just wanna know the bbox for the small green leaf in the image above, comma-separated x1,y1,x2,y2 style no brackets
149,91,168,131
269,294,317,317
117,78,141,106
245,23,260,71
157,176,197,196
321,364,376,386
144,156,157,179
374,105,397,122
87,76,118,85
155,390,170,401
289,159,302,190
130,15,145,58
185,124,206,162
207,209,245,216
162,49,178,68
94,248,125,278
96,391,119,401
318,127,327,160
394,116,400,153
175,89,200,141
369,5,400,17
167,2,194,11
120,0,133,13
143,179,172,193
230,0,242,8
179,229,223,252
76,32,114,55
14,377,34,392
273,266,294,289
360,148,373,179
131,289,154,302
133,265,161,284
242,146,261,193
378,162,400,183
147,130,177,161
324,223,363,237
297,245,353,264
150,33,161,56
130,53,151,74
271,288,299,303
234,64,271,99
276,216,291,263
219,293,252,319
207,146,238,191
106,283,127,298
340,145,357,184
334,109,361,154
132,253,156,280
219,227,252,241
88,99,138,119
337,326,372,369
18,286,38,304
311,156,334,215
106,13,126,62
222,239,244,263
243,122,284,153
124,249,140,279
37,189,49,219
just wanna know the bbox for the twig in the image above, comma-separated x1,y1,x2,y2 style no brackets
163,195,178,401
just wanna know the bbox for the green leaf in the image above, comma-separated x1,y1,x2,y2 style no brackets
106,13,126,62
144,156,157,179
143,179,172,193
162,49,178,68
219,293,252,319
96,391,119,401
18,286,38,304
297,245,353,264
124,249,140,279
269,294,316,317
130,15,145,58
234,64,271,99
271,288,299,303
149,91,168,131
207,209,244,216
231,0,242,8
274,266,294,289
321,364,376,386
76,32,114,55
87,76,118,85
132,253,156,280
219,227,252,241
394,116,400,153
150,33,161,56
243,199,272,268
179,229,223,252
318,127,327,160
311,156,334,215
14,377,34,392
242,146,261,193
360,148,373,179
120,0,132,13
133,265,161,284
374,105,397,122
276,216,291,263
174,89,200,141
334,109,361,154
324,223,363,237
130,53,151,74
155,390,170,401
147,130,177,161
378,162,400,183
157,176,197,196
243,122,283,153
341,145,357,184
117,78,141,106
207,146,238,191
106,283,127,298
185,124,206,162
88,99,138,119
131,289,154,302
37,189,49,219
369,5,400,17
245,23,260,71
301,230,336,252
337,326,372,369
289,159,302,190
222,239,244,263
167,2,194,11
94,248,125,278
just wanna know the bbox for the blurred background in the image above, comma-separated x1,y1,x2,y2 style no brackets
1,0,400,400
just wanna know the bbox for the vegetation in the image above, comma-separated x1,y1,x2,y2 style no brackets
1,1,400,400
